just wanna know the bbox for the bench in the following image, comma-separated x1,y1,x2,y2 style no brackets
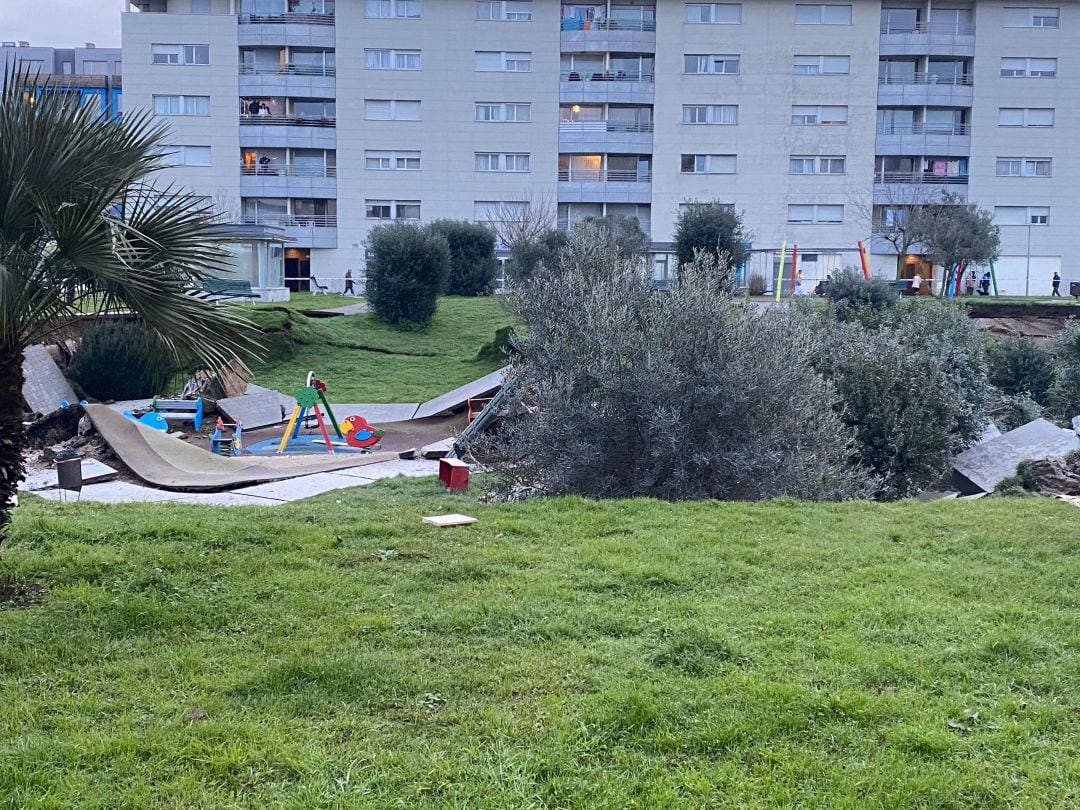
194,278,259,303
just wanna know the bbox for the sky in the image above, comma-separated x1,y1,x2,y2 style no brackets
0,1,122,49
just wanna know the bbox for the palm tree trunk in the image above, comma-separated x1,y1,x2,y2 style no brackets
0,341,26,543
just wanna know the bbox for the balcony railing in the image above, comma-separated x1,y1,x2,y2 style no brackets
239,12,335,25
878,72,973,86
560,70,655,83
879,21,975,36
874,171,969,184
558,169,652,182
560,17,656,32
241,164,337,177
877,123,971,136
239,113,336,127
242,214,337,227
559,121,654,134
240,64,336,77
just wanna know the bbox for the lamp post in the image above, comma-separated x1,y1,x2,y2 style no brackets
1024,221,1032,297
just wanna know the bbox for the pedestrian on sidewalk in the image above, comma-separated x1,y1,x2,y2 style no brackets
344,268,355,296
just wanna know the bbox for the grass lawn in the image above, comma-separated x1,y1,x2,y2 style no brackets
2,484,1079,808
244,296,514,403
253,292,360,312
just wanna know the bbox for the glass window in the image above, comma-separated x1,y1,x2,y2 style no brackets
788,205,814,223
790,157,815,174
880,7,918,32
686,3,742,23
817,204,843,222
366,200,392,218
796,4,852,24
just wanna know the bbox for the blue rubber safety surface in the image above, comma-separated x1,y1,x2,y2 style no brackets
245,435,378,456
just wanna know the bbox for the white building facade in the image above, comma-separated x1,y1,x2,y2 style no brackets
121,0,1079,296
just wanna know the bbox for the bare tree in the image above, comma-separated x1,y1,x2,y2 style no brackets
852,182,936,276
481,190,557,249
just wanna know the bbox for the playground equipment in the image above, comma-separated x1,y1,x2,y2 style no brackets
124,397,204,432
247,372,383,455
209,417,243,457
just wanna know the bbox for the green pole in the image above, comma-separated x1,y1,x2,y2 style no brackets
988,259,999,297
318,389,344,439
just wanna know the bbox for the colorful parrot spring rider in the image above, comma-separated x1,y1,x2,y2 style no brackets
247,372,383,455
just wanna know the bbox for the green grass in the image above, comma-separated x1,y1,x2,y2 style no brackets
253,292,360,311
244,296,515,403
2,484,1079,808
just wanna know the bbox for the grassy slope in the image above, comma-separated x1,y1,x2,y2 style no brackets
2,485,1079,808
245,296,514,403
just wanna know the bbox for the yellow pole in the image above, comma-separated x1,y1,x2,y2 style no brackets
774,241,788,302
277,406,302,454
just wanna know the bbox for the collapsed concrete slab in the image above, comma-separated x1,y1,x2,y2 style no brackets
952,418,1080,495
413,367,507,420
19,459,118,492
216,384,291,429
21,344,78,415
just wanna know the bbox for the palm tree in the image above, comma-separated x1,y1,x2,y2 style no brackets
0,71,261,538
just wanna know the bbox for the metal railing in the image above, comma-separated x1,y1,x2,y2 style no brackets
560,70,655,83
874,171,969,184
239,12,335,25
241,214,337,227
878,72,974,86
876,122,971,136
560,17,657,32
879,21,975,36
558,121,654,134
239,113,336,127
240,63,336,77
558,169,652,182
240,164,337,177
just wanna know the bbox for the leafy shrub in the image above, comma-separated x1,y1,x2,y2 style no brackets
748,273,766,296
1050,322,1080,421
987,336,1054,406
366,222,450,326
506,229,568,287
673,202,748,271
481,223,871,501
816,301,993,499
475,325,516,364
996,393,1044,431
580,214,650,259
72,319,180,401
426,220,498,296
822,268,899,320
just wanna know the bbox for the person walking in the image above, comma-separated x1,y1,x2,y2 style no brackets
1052,270,1062,296
344,268,355,296
965,268,976,296
910,271,922,296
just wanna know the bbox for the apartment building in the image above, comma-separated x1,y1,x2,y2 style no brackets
120,0,1079,297
1,42,123,118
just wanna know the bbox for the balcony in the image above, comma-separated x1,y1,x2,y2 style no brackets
240,116,336,150
873,172,968,205
239,64,335,97
875,122,971,157
238,14,335,49
242,213,337,249
560,71,654,105
558,120,654,153
557,168,652,204
879,22,975,57
877,73,973,107
239,164,337,197
560,17,656,54
239,12,335,26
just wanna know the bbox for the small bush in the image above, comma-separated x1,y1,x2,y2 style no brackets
996,393,1044,431
427,220,498,297
988,336,1054,406
1050,322,1080,421
816,301,993,499
366,222,450,326
580,214,650,259
506,229,568,287
822,268,899,320
474,325,516,364
72,319,180,401
673,202,748,271
747,273,766,296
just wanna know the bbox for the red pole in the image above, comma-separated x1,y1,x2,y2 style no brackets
311,402,335,454
857,240,871,279
788,244,798,296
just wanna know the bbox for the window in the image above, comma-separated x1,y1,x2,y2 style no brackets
685,3,742,23
1000,57,1057,77
476,1,532,20
1003,7,1059,27
365,49,421,70
153,94,210,116
788,204,844,223
795,4,852,24
791,105,848,125
167,145,212,166
680,154,737,174
682,104,738,124
475,51,532,72
83,61,109,76
996,157,1052,176
995,205,1050,225
365,0,422,17
475,102,531,122
364,99,421,120
793,55,850,75
475,152,530,172
365,150,421,170
998,107,1055,127
151,44,209,65
475,201,528,227
789,156,846,174
880,7,919,32
366,200,421,219
684,54,740,74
